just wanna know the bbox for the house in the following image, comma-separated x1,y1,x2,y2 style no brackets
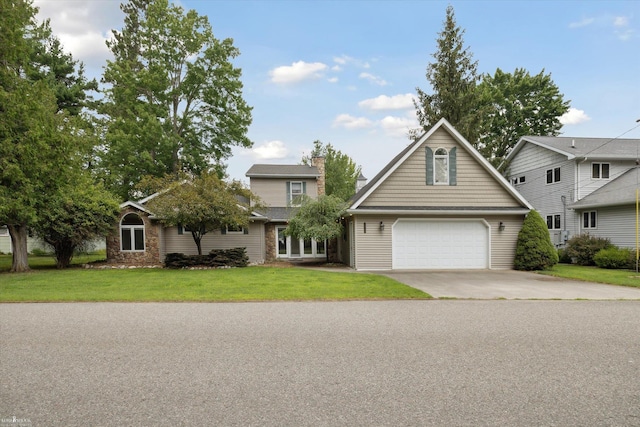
341,118,532,270
245,157,329,262
0,225,102,254
105,157,328,265
504,135,640,248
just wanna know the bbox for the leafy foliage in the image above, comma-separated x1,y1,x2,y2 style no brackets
414,5,480,143
566,234,613,266
514,210,559,270
302,140,362,201
33,178,120,269
143,172,261,255
476,68,569,168
593,247,635,270
164,248,249,268
99,0,253,200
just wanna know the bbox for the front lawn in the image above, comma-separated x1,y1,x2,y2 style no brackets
0,253,105,271
540,264,640,288
0,264,430,302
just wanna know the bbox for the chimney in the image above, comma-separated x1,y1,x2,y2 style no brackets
311,156,325,196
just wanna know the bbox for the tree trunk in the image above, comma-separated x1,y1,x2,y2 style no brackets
53,241,75,269
192,232,203,255
8,224,30,272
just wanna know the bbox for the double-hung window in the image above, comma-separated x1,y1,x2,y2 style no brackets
287,181,306,205
583,211,597,229
546,167,560,184
592,163,610,179
546,214,561,230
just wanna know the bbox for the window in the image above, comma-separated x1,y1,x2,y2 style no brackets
546,214,561,230
120,213,145,251
287,181,306,205
511,176,526,185
226,225,245,234
434,148,449,184
592,163,610,179
546,167,560,184
583,211,597,229
426,146,457,186
0,226,8,236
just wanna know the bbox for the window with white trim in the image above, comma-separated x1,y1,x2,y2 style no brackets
120,213,145,251
226,224,245,234
583,211,597,229
546,167,560,184
434,148,449,184
591,163,610,179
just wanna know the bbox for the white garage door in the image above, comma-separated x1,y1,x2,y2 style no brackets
392,220,489,269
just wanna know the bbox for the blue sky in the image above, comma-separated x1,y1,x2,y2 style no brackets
36,0,640,183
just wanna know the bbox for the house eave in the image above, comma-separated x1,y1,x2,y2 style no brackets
246,173,320,179
346,208,530,216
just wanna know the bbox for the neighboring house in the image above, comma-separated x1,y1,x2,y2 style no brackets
504,135,640,248
105,157,327,265
0,225,87,254
245,157,329,262
341,118,532,271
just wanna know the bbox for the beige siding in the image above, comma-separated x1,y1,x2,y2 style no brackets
352,213,524,270
361,128,521,208
250,178,318,207
162,222,265,264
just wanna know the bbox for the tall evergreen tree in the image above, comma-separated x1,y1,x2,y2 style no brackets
414,5,480,142
476,68,570,169
302,140,362,201
99,0,253,201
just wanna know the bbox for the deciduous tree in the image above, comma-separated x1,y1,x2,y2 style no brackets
143,172,260,255
99,0,253,201
302,140,362,201
476,68,569,168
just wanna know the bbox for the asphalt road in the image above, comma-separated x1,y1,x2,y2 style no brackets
2,301,640,426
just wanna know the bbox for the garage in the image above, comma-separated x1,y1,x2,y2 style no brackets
392,219,489,269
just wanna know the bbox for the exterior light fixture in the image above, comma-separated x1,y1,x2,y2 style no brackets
379,221,385,231
498,221,505,231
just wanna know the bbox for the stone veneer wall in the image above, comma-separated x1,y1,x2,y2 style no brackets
264,223,277,262
311,156,325,196
106,207,161,265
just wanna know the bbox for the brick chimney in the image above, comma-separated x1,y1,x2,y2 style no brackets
311,156,325,196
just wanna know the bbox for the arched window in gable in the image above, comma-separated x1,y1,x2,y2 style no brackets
120,213,145,251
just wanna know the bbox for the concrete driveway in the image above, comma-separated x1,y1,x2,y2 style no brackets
381,269,640,300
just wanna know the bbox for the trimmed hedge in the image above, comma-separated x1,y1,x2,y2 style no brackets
514,210,558,271
593,247,636,270
165,248,249,269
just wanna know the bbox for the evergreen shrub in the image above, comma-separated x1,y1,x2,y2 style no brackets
514,210,558,271
165,248,249,268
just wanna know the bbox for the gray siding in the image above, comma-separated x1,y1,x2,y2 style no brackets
362,128,521,208
576,160,636,201
351,213,524,270
162,222,265,264
250,178,318,207
574,205,636,248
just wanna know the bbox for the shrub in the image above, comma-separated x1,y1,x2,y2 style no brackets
557,248,572,264
164,248,249,269
566,234,612,266
514,210,558,271
30,247,52,256
594,247,635,270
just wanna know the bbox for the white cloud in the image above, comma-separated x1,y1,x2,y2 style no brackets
359,93,416,111
379,115,419,137
569,17,595,28
243,140,290,160
331,65,342,71
333,114,374,130
333,55,352,65
327,77,339,83
269,61,328,84
560,108,591,125
359,72,388,86
614,16,629,27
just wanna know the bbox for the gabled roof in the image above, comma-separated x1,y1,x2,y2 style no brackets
246,164,319,178
349,118,532,210
120,200,153,215
569,167,640,209
505,136,640,163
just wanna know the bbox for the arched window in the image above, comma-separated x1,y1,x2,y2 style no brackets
120,213,145,251
434,148,449,184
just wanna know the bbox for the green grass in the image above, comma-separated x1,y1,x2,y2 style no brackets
0,253,106,271
539,264,640,288
0,263,430,302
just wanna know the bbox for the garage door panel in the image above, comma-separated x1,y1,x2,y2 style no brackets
393,220,488,269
